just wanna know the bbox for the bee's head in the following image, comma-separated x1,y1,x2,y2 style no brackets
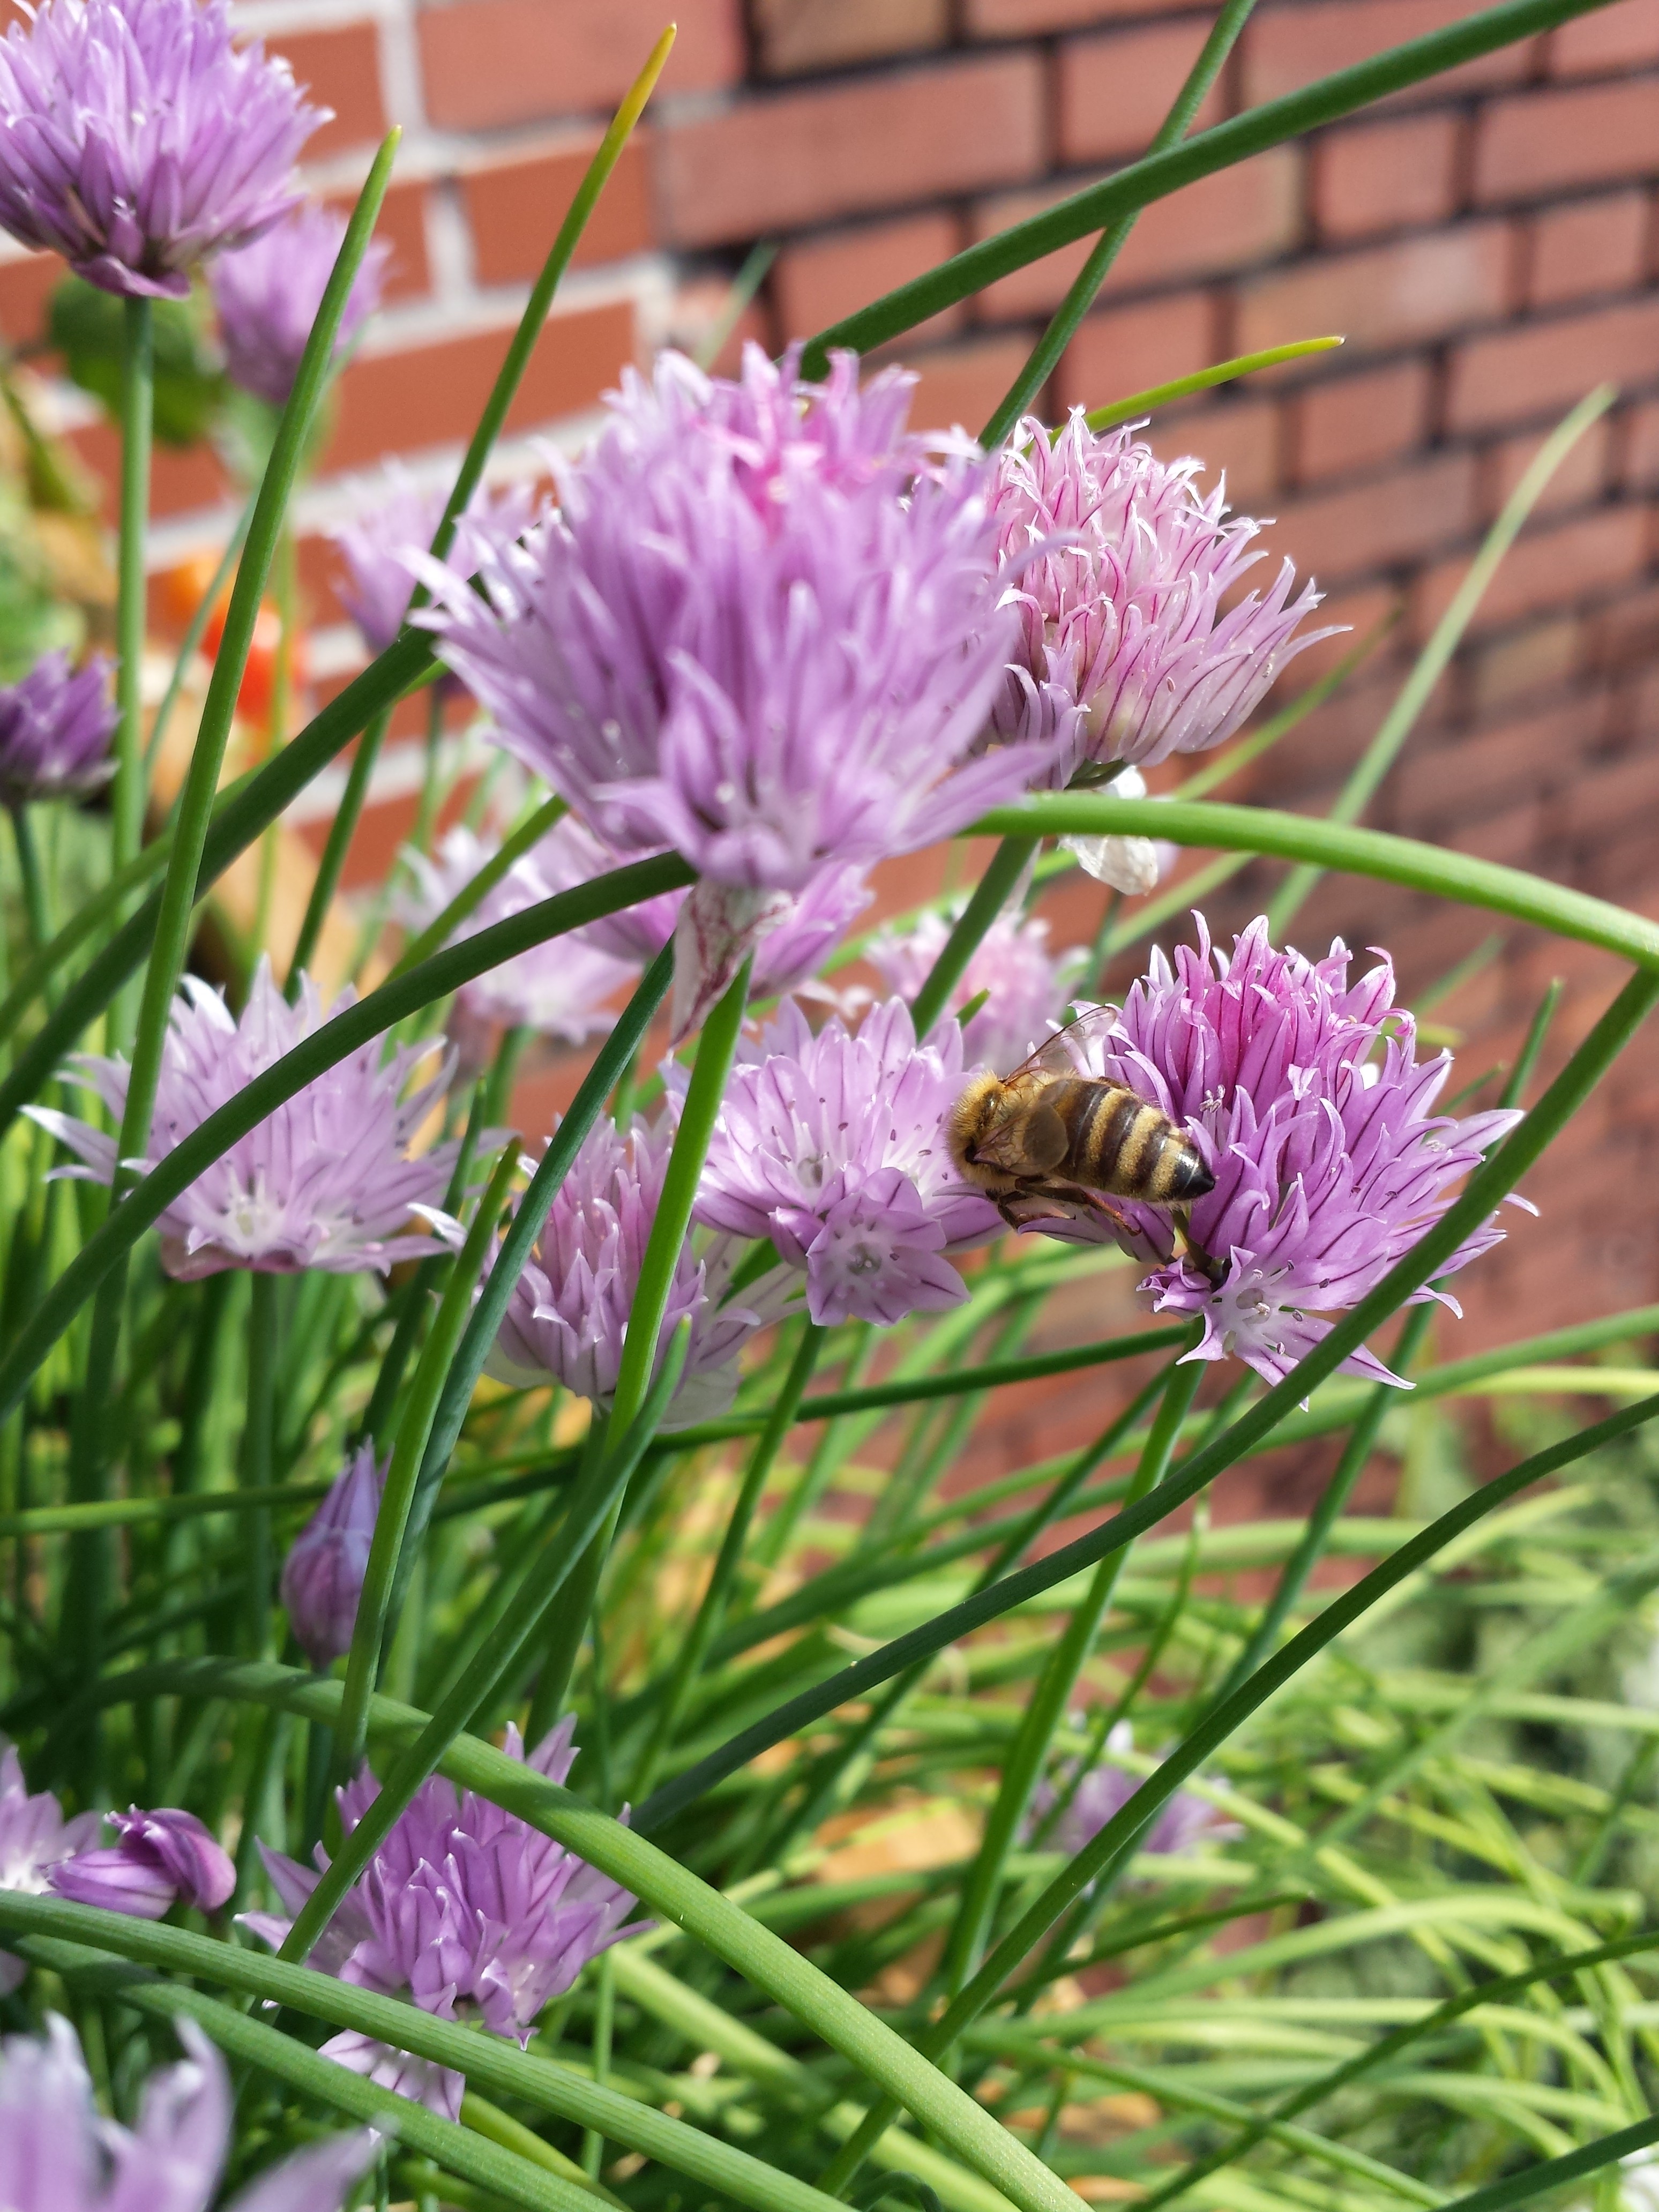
947,1073,1012,1187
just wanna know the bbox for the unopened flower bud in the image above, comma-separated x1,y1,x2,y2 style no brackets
280,1443,386,1667
51,1806,234,1919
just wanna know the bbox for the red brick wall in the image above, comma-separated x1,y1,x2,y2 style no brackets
0,0,1654,1342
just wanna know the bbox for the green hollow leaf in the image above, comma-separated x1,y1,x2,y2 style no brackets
0,1894,853,2212
0,854,696,1424
973,796,1659,972
61,1657,1085,2212
801,0,1619,371
13,1930,600,2212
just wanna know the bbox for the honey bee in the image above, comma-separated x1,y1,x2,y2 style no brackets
948,1009,1221,1278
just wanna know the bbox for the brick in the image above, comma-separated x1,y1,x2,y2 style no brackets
1447,298,1659,431
1392,698,1583,827
1291,360,1430,484
1462,615,1583,715
1058,20,1225,167
1626,399,1659,489
1055,292,1217,416
1551,0,1659,76
1453,792,1547,870
1242,0,1536,109
1416,505,1651,631
270,23,385,159
71,421,227,521
906,333,1036,435
1273,451,1482,582
655,53,1045,249
1149,394,1281,505
323,177,430,304
968,0,1193,29
1235,226,1510,358
0,247,58,346
462,138,652,291
1314,114,1460,242
754,0,949,74
1526,190,1650,308
1475,81,1659,204
1560,740,1659,840
323,300,635,471
1481,416,1612,521
972,153,1300,320
775,213,964,342
417,0,741,131
1589,578,1659,668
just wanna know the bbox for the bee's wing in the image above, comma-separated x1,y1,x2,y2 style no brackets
1005,1004,1123,1082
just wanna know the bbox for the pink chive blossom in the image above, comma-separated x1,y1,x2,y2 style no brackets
0,0,325,301
395,823,637,1057
211,200,387,409
1029,1722,1242,1864
696,997,1002,1328
330,465,537,659
0,2014,376,2212
0,651,117,808
245,1720,647,2120
27,957,462,1281
416,344,1047,1035
50,1806,235,1919
280,1441,386,1668
535,812,872,1000
489,1110,793,1429
1025,917,1525,1388
866,905,1088,1072
0,1737,100,1993
987,412,1334,783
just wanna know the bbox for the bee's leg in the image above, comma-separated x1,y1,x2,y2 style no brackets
1173,1205,1226,1286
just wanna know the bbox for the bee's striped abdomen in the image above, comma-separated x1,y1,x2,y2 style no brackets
1049,1080,1213,1203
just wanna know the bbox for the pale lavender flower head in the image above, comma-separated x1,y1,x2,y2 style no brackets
0,651,116,808
535,812,871,999
394,823,637,1057
280,1441,386,1668
1026,917,1525,1387
0,2013,375,2212
417,345,1049,1032
245,1719,648,2120
211,200,387,409
51,1805,235,1919
330,465,537,659
1030,1723,1240,1865
696,997,1002,1328
0,1736,100,1992
489,1109,792,1428
0,0,325,300
28,958,463,1281
866,905,1087,1072
988,412,1334,782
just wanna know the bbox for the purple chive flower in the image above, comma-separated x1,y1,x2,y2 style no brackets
28,957,463,1281
1026,916,1525,1387
211,200,388,409
0,651,117,809
987,412,1334,783
394,823,637,1059
51,1805,235,1919
280,1441,386,1669
0,0,325,301
696,997,1002,1328
489,1110,794,1428
245,1720,648,2120
1030,1723,1241,1865
0,2013,375,2212
330,464,537,659
535,813,872,1001
866,906,1087,1072
0,1737,100,1993
417,345,1048,1034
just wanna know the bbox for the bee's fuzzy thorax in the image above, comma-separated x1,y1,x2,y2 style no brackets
947,1072,1007,1186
